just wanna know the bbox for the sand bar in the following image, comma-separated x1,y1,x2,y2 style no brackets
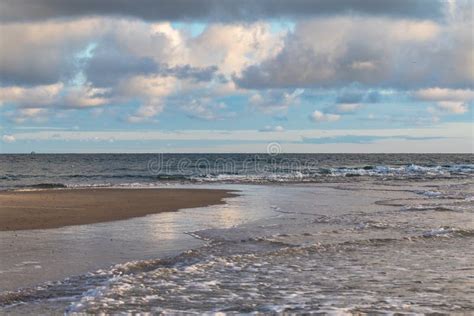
0,188,236,231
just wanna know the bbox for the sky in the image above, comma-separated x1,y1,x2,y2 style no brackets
0,0,473,153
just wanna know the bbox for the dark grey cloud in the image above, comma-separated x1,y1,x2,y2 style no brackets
335,91,365,103
0,34,83,86
0,19,224,87
85,50,221,88
234,17,473,90
164,64,220,82
85,50,158,87
333,89,380,104
0,0,446,22
73,33,224,87
0,20,97,87
0,58,75,86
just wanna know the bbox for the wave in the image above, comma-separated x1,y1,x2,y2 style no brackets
2,164,473,189
421,227,474,238
190,163,474,182
184,164,468,182
400,204,465,212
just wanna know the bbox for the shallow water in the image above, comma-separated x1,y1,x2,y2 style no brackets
0,184,275,291
1,179,473,314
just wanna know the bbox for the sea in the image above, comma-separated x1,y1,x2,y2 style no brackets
1,153,473,189
0,153,473,314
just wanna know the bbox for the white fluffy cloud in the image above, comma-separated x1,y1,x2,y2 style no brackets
415,88,474,102
120,75,175,122
188,23,283,75
0,83,110,109
0,83,63,107
415,88,473,114
309,110,341,123
250,89,304,114
436,101,468,114
127,102,163,123
1,134,16,143
179,98,231,121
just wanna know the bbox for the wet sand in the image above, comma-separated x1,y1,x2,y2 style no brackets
0,188,236,231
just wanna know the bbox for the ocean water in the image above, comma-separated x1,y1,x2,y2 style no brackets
0,153,473,189
0,154,473,314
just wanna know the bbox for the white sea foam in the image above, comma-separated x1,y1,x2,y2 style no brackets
418,190,442,197
66,234,474,314
422,227,457,238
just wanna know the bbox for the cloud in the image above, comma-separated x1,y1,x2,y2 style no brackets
0,1,471,132
63,85,110,108
127,102,163,123
84,53,159,88
234,16,473,90
415,88,474,102
187,23,283,76
322,89,380,115
309,110,341,123
415,87,473,114
124,75,174,123
0,83,63,107
335,89,380,104
0,19,184,87
335,91,365,104
1,134,16,143
0,0,446,23
180,98,229,121
436,101,468,114
82,23,224,88
250,89,304,114
120,75,175,98
0,83,110,109
332,103,362,114
0,18,101,86
163,65,220,82
0,19,282,122
11,108,49,123
118,75,175,123
125,76,232,123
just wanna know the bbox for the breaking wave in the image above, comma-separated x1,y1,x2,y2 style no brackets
4,163,473,190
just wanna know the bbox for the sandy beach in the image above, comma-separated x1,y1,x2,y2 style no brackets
0,188,235,231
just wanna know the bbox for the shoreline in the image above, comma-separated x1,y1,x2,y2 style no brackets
0,188,237,231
